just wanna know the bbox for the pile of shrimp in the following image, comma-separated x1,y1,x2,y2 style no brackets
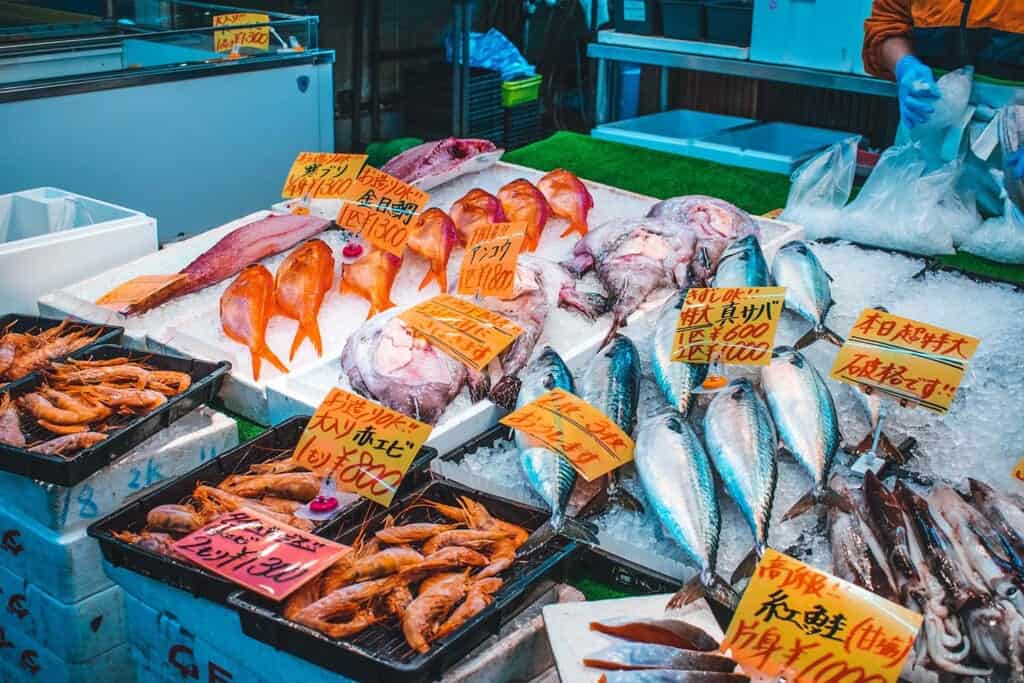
282,495,528,654
0,357,192,456
112,455,322,553
0,320,102,385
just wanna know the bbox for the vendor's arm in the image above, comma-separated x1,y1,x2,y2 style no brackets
862,0,914,80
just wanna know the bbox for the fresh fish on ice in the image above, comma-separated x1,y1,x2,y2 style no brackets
861,471,918,582
220,264,287,381
273,238,335,360
589,617,719,652
651,293,707,416
497,178,551,252
967,478,1024,583
711,235,770,288
582,643,736,672
702,378,778,583
407,208,458,292
380,137,501,189
537,168,594,239
338,248,402,319
770,240,843,349
450,188,507,245
827,478,899,602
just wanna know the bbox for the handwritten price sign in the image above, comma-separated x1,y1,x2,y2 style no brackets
172,510,348,600
829,309,979,414
282,152,367,199
500,388,634,481
672,287,786,366
293,388,431,506
457,222,527,298
399,294,523,372
336,166,430,256
722,549,921,683
212,13,269,52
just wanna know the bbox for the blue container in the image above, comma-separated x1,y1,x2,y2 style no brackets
691,121,860,174
592,108,756,154
750,0,873,73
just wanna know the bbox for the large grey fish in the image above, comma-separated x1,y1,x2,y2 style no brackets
581,335,644,512
761,347,845,520
711,235,770,288
703,378,778,583
635,409,737,619
651,292,707,416
770,240,843,349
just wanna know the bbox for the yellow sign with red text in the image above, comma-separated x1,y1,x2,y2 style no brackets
829,309,979,414
281,153,367,199
500,388,634,481
336,166,430,256
671,287,786,366
213,13,269,52
399,294,523,372
292,388,432,506
722,548,922,683
457,222,527,299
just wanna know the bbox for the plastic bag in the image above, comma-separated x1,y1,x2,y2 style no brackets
445,28,536,81
1000,104,1024,212
780,138,858,240
915,67,974,136
839,143,959,255
941,189,982,246
961,199,1024,264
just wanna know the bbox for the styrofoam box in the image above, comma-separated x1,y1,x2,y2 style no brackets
0,406,238,534
0,563,124,663
750,0,873,74
592,109,757,155
1,187,157,315
0,620,134,683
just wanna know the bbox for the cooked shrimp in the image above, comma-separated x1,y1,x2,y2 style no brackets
69,385,166,412
375,522,461,545
284,575,325,621
18,390,106,426
401,573,470,653
434,578,503,639
218,472,320,502
29,431,105,455
146,504,203,535
335,547,424,584
114,530,177,556
191,485,294,525
259,496,303,514
385,583,414,619
0,395,25,447
146,370,192,395
475,537,518,579
4,327,99,380
49,363,151,388
247,458,309,475
293,577,397,627
399,546,490,582
421,528,509,555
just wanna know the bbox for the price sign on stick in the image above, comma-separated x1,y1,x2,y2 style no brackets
336,166,430,256
96,274,186,313
500,388,634,481
672,287,786,366
722,548,921,683
399,294,523,372
172,509,348,601
457,222,527,298
281,153,368,199
213,13,270,52
293,388,432,507
829,309,979,414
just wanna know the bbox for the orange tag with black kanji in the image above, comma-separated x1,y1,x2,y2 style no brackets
457,222,526,299
336,166,430,256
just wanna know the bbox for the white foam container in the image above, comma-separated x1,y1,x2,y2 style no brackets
1,187,157,316
0,620,134,683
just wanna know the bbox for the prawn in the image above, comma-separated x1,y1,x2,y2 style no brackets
0,395,25,448
247,458,309,475
401,572,470,653
146,370,192,395
398,546,489,581
4,327,99,380
434,577,503,639
29,431,105,455
68,385,166,412
218,471,320,502
375,522,461,545
49,363,151,388
18,390,108,426
334,547,424,584
293,577,397,627
191,485,294,525
475,537,518,579
146,504,204,535
421,528,509,555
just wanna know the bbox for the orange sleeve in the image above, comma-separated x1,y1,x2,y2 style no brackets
862,0,914,80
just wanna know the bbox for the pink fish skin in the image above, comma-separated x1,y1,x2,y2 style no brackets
381,138,498,184
537,168,594,239
123,214,329,315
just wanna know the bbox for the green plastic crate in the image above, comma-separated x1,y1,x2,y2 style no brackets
502,75,542,107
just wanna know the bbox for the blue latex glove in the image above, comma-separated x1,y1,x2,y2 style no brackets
895,55,940,129
1008,149,1024,181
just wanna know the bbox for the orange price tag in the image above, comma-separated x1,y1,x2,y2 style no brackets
456,222,526,299
291,388,432,507
671,287,786,366
829,309,979,414
171,509,348,601
722,548,921,683
96,274,186,313
398,294,523,372
499,388,634,481
212,13,269,52
336,166,430,256
281,152,367,199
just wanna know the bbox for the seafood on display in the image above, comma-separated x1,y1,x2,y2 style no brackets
651,293,707,416
406,208,458,292
220,264,287,381
710,235,770,289
338,247,403,319
0,320,103,384
450,188,507,245
273,238,335,360
770,240,843,348
497,178,552,252
537,168,594,239
380,138,500,187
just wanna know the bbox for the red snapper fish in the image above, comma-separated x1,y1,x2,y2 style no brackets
450,189,507,245
536,169,593,239
338,248,403,320
220,264,287,381
274,239,335,360
406,208,458,292
497,179,551,252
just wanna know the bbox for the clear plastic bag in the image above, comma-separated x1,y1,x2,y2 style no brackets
1000,104,1024,212
445,28,536,81
915,67,974,136
780,138,858,240
961,199,1024,264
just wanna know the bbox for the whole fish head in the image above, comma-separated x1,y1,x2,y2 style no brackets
582,334,641,435
711,234,770,288
516,346,575,410
772,240,833,325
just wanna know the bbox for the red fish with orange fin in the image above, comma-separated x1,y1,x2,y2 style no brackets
450,188,507,245
407,208,458,292
537,169,594,239
220,264,288,381
274,239,335,361
339,248,402,319
497,179,551,252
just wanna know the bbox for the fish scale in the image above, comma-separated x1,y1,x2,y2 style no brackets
711,234,770,288
651,293,707,416
581,335,641,437
770,240,842,348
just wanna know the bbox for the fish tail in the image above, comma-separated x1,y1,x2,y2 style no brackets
600,316,625,350
666,570,739,631
782,486,853,523
729,543,765,585
254,342,288,381
559,516,600,545
289,317,323,361
851,430,910,465
418,264,447,292
559,220,588,239
793,323,845,351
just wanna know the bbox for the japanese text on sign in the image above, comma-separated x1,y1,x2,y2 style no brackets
213,13,269,52
722,548,922,683
172,510,348,601
292,388,432,506
96,274,186,313
281,152,367,199
336,166,430,256
457,222,527,298
829,309,979,414
500,388,635,481
672,287,786,366
399,294,524,372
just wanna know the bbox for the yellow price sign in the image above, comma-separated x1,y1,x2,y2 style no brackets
336,166,430,257
292,388,432,507
829,309,979,414
281,153,367,199
671,287,786,366
500,388,634,481
456,222,527,299
722,548,922,683
213,13,269,52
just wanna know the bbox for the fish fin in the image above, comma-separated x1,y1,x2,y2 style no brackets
666,575,704,610
821,488,854,514
488,375,521,410
558,288,610,321
793,324,845,350
730,546,762,584
606,477,645,513
559,221,588,239
256,344,288,381
781,490,819,522
516,516,598,555
289,318,323,361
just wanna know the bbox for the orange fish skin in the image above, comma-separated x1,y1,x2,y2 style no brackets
407,208,458,292
450,189,507,245
274,239,335,361
537,169,594,239
220,264,288,382
339,248,403,320
497,179,551,252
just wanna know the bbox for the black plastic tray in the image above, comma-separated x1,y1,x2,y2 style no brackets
0,314,123,385
229,479,577,683
705,0,751,46
87,416,438,604
661,0,705,41
0,344,227,486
